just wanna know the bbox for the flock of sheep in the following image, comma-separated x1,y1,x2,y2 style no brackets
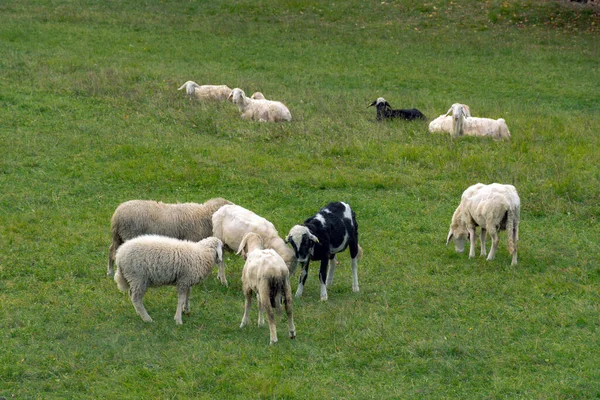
107,80,521,344
178,80,511,140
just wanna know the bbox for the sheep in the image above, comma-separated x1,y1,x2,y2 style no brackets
178,81,232,101
449,103,511,140
250,92,266,100
286,201,361,301
114,235,224,324
227,88,292,122
428,103,471,134
212,204,298,274
368,97,427,121
107,197,232,285
237,232,296,345
446,183,520,266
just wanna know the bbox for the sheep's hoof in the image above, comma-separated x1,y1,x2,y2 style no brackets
269,339,278,345
289,331,296,339
320,295,328,301
352,286,360,293
142,317,153,323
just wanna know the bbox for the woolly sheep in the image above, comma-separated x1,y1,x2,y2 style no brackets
107,197,232,282
212,204,298,274
237,232,296,345
178,81,232,101
450,103,511,140
114,235,224,324
447,183,520,265
286,201,361,301
368,97,426,121
227,88,292,122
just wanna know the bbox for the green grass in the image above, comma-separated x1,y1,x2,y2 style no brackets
1,0,599,398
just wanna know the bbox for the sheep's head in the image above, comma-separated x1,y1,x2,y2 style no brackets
228,88,246,104
251,92,265,100
237,232,264,259
286,225,319,264
446,207,467,253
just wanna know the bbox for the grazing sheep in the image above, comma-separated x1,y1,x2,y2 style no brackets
107,197,232,283
250,92,266,100
212,204,298,274
238,232,296,345
428,103,471,134
178,81,232,101
368,97,426,121
450,103,511,140
227,88,292,122
114,236,224,324
286,201,361,301
447,183,520,265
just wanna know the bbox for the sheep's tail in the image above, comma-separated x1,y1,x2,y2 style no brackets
263,275,286,312
506,207,518,256
114,267,130,292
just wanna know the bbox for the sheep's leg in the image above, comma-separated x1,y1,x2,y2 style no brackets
240,289,253,329
262,301,277,345
480,228,487,257
217,259,228,287
284,280,296,340
295,262,310,298
130,287,152,323
183,287,191,315
468,227,477,259
351,256,360,293
319,259,329,301
487,229,499,261
326,256,336,287
174,287,188,325
257,293,264,327
107,239,121,277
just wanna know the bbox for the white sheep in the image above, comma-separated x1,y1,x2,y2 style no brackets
107,197,232,284
450,103,510,140
447,183,520,265
428,103,471,135
178,81,232,101
212,204,298,274
114,236,224,324
250,92,266,100
227,88,292,122
237,232,296,345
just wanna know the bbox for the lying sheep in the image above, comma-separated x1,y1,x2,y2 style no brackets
107,197,232,283
238,232,295,345
227,88,292,122
250,92,265,100
178,81,232,101
450,103,511,140
114,236,224,324
212,204,298,274
447,183,520,265
368,97,426,121
286,201,361,301
428,103,471,134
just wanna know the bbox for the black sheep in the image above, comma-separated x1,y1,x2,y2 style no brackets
368,97,427,121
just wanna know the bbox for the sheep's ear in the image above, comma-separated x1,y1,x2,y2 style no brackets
445,108,453,116
368,100,376,108
285,235,291,244
309,233,319,243
446,230,454,246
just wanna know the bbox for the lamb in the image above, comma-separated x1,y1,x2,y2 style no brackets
428,103,471,134
250,92,266,100
178,81,232,101
237,232,296,345
286,201,361,301
227,88,292,122
446,183,520,265
114,235,224,324
107,197,232,284
368,97,426,121
449,103,511,140
212,204,298,274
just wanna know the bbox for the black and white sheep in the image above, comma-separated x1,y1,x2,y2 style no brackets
286,201,361,301
107,197,232,282
178,81,232,101
114,236,224,324
212,204,298,274
237,232,296,345
447,183,520,265
368,97,426,121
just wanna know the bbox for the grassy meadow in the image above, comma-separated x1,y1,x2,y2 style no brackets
1,0,599,398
